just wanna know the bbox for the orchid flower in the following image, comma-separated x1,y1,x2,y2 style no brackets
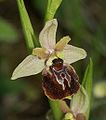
11,19,87,80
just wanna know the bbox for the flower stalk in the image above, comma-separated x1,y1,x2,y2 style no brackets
49,100,63,120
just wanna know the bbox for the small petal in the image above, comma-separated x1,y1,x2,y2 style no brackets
11,55,45,80
55,36,71,51
32,47,48,59
39,19,57,50
63,45,87,64
56,51,64,59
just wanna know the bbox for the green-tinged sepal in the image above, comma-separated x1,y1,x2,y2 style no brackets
70,86,89,118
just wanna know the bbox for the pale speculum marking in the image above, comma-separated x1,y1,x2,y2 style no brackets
52,66,71,90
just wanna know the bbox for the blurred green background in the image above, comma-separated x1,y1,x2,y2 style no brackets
0,0,106,120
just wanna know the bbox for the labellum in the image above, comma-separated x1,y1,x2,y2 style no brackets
42,58,80,100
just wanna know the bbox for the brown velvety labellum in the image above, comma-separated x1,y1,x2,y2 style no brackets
42,58,80,100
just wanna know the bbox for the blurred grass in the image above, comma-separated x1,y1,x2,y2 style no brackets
0,17,18,43
0,0,106,120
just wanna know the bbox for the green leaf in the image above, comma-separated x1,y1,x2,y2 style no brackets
0,17,18,43
17,0,40,51
82,58,93,120
45,0,62,21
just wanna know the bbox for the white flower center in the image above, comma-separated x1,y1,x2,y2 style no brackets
45,49,55,55
48,49,54,54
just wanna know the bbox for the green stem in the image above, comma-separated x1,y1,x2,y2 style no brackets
49,100,63,120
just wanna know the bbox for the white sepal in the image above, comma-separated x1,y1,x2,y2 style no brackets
39,19,57,50
11,55,45,80
63,45,87,64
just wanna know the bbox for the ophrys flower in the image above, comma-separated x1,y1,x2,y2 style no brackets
11,19,87,80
